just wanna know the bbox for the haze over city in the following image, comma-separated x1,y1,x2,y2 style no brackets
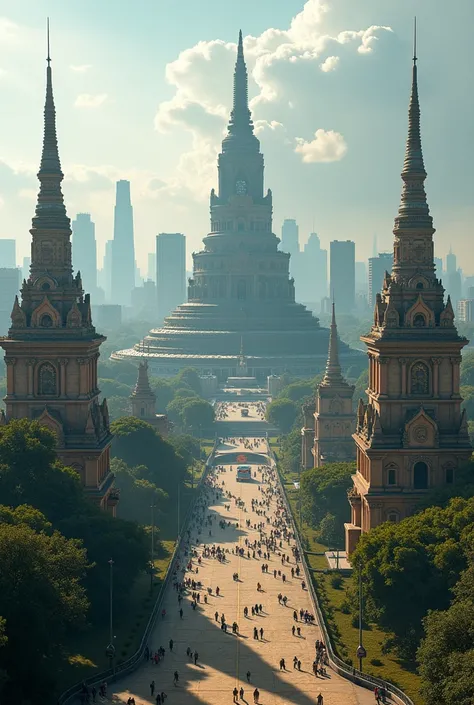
0,2,473,705
0,0,473,272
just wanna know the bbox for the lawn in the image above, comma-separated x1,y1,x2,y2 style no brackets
57,540,175,693
279,469,423,704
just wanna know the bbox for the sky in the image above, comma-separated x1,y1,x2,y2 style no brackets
0,0,473,275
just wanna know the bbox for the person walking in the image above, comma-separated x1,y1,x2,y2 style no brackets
169,639,174,652
233,687,239,702
317,694,323,705
173,671,179,686
155,694,161,705
179,608,183,619
240,686,245,699
246,671,251,683
259,627,264,640
150,680,155,696
194,650,199,665
253,687,260,703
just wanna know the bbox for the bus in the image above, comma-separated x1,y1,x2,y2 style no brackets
236,465,252,482
241,408,249,417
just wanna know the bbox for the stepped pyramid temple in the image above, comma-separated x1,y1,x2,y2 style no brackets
301,304,355,468
0,37,118,513
344,42,471,554
113,31,362,380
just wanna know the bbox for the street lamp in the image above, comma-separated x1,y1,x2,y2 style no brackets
150,503,156,594
106,558,115,674
356,566,366,672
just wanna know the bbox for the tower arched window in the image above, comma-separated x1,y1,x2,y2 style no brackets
387,511,399,523
38,362,57,396
387,467,397,485
413,313,426,327
413,461,429,489
40,313,53,328
410,361,430,395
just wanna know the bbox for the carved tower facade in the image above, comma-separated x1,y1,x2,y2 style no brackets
130,362,169,437
0,46,117,513
345,49,471,554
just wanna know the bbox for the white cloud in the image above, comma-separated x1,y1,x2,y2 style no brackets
320,55,339,72
70,64,92,73
74,93,108,108
294,128,347,163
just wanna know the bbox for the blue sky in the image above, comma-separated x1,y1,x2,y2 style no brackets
0,0,473,274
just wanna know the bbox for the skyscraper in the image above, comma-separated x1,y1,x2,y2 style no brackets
147,252,156,282
0,268,20,335
330,240,355,314
368,252,394,309
299,232,327,305
0,239,16,268
446,247,456,274
1,39,117,514
102,239,113,302
345,43,471,554
280,219,299,257
72,213,97,296
111,180,135,306
156,233,186,321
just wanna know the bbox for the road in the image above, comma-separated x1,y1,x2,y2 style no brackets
110,438,374,705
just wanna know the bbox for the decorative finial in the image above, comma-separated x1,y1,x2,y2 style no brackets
413,16,417,65
47,17,51,67
238,29,243,57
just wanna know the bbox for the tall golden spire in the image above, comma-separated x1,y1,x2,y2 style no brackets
392,18,435,279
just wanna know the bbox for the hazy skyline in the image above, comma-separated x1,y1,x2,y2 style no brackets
0,0,473,273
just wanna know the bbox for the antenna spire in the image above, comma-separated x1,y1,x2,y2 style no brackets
413,16,417,65
47,17,51,66
226,30,254,139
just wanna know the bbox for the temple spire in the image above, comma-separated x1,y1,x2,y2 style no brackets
30,20,71,254
322,303,343,383
227,29,254,137
392,19,434,275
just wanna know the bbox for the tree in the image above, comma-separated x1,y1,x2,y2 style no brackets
181,398,215,431
278,381,315,402
174,367,202,396
319,513,341,546
300,462,354,530
111,416,187,496
98,378,132,398
351,497,474,658
111,458,168,524
150,377,175,413
0,419,85,524
166,396,191,425
266,398,299,433
0,518,89,703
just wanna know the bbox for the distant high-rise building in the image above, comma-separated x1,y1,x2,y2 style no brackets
280,219,299,258
355,261,367,295
298,232,327,305
448,269,462,311
111,180,135,306
0,239,16,268
434,256,443,279
72,213,97,295
368,252,394,309
0,268,20,334
330,240,355,314
147,252,156,282
446,248,456,274
156,233,186,321
457,299,474,323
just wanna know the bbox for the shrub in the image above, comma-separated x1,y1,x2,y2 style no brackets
330,573,343,589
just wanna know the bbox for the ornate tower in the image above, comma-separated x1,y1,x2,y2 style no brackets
130,361,156,419
313,304,355,466
130,362,169,436
0,37,117,513
345,39,471,554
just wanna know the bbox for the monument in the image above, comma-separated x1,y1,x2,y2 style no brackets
0,35,118,513
345,40,471,554
113,31,362,381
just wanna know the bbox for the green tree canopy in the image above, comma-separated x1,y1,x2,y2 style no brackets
0,517,89,703
278,381,315,402
181,398,215,430
266,398,299,433
300,462,354,538
174,367,202,396
98,378,132,398
150,377,175,413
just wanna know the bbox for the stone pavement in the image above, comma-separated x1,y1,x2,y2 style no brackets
111,442,374,705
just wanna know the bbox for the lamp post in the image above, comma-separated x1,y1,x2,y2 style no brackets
356,566,366,672
150,503,156,594
106,558,115,674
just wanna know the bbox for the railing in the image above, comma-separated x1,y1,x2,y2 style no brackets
267,442,415,705
57,460,212,705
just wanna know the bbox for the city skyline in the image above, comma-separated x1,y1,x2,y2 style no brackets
0,0,473,274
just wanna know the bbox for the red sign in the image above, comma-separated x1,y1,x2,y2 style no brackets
236,454,247,463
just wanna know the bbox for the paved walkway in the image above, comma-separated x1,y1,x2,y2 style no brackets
111,441,374,705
